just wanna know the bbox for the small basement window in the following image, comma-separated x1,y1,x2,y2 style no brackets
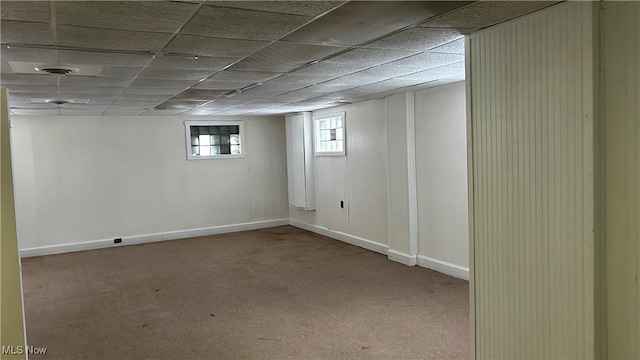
184,120,244,160
314,112,346,156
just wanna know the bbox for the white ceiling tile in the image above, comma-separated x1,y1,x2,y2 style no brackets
60,108,108,116
1,73,58,85
138,68,215,81
235,102,288,111
111,99,161,107
100,66,144,78
428,38,465,55
1,1,50,23
325,48,419,67
0,21,55,44
141,109,186,116
210,70,280,83
192,80,252,91
364,27,465,51
4,84,58,93
148,56,234,70
60,76,131,87
269,90,330,103
183,108,224,116
58,51,153,67
103,109,148,116
283,1,471,46
419,1,559,30
207,1,343,17
165,35,268,58
11,108,60,116
59,86,124,95
212,108,253,116
183,6,311,41
1,47,57,63
123,86,186,96
396,61,465,82
130,79,196,89
172,89,229,101
229,42,348,72
382,52,465,71
288,62,368,80
54,1,198,33
56,25,171,52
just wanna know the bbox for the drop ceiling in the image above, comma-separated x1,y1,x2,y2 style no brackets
0,0,559,116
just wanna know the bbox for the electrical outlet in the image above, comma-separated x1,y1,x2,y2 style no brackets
114,238,122,244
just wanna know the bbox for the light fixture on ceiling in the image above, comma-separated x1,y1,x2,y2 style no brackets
45,99,72,105
34,64,79,75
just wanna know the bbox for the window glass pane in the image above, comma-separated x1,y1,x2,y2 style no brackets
336,129,343,140
199,145,211,156
187,122,243,158
199,134,210,146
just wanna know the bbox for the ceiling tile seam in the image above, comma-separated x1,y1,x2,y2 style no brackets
412,1,480,28
102,1,210,115
51,23,187,36
350,79,441,102
466,1,561,32
202,3,322,18
175,0,350,114
0,19,51,25
49,1,58,44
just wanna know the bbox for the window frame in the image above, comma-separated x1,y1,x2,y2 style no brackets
184,120,245,160
313,112,346,157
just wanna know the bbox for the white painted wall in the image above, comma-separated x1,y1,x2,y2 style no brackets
10,115,288,250
386,93,412,255
289,99,390,247
415,82,469,270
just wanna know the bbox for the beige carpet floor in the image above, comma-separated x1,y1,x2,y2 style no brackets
21,226,469,360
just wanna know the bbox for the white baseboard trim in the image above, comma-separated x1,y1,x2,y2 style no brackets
20,218,290,258
387,249,417,266
417,255,469,280
288,219,388,255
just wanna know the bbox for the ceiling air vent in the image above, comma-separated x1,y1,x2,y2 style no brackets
34,64,80,75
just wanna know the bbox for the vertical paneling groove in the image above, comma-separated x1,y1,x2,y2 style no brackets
468,3,596,358
605,2,640,358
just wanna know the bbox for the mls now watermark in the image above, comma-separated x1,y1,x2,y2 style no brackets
2,345,48,356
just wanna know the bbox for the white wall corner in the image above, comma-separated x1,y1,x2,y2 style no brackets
417,255,469,281
289,218,388,255
405,91,418,257
388,249,418,266
19,218,290,258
